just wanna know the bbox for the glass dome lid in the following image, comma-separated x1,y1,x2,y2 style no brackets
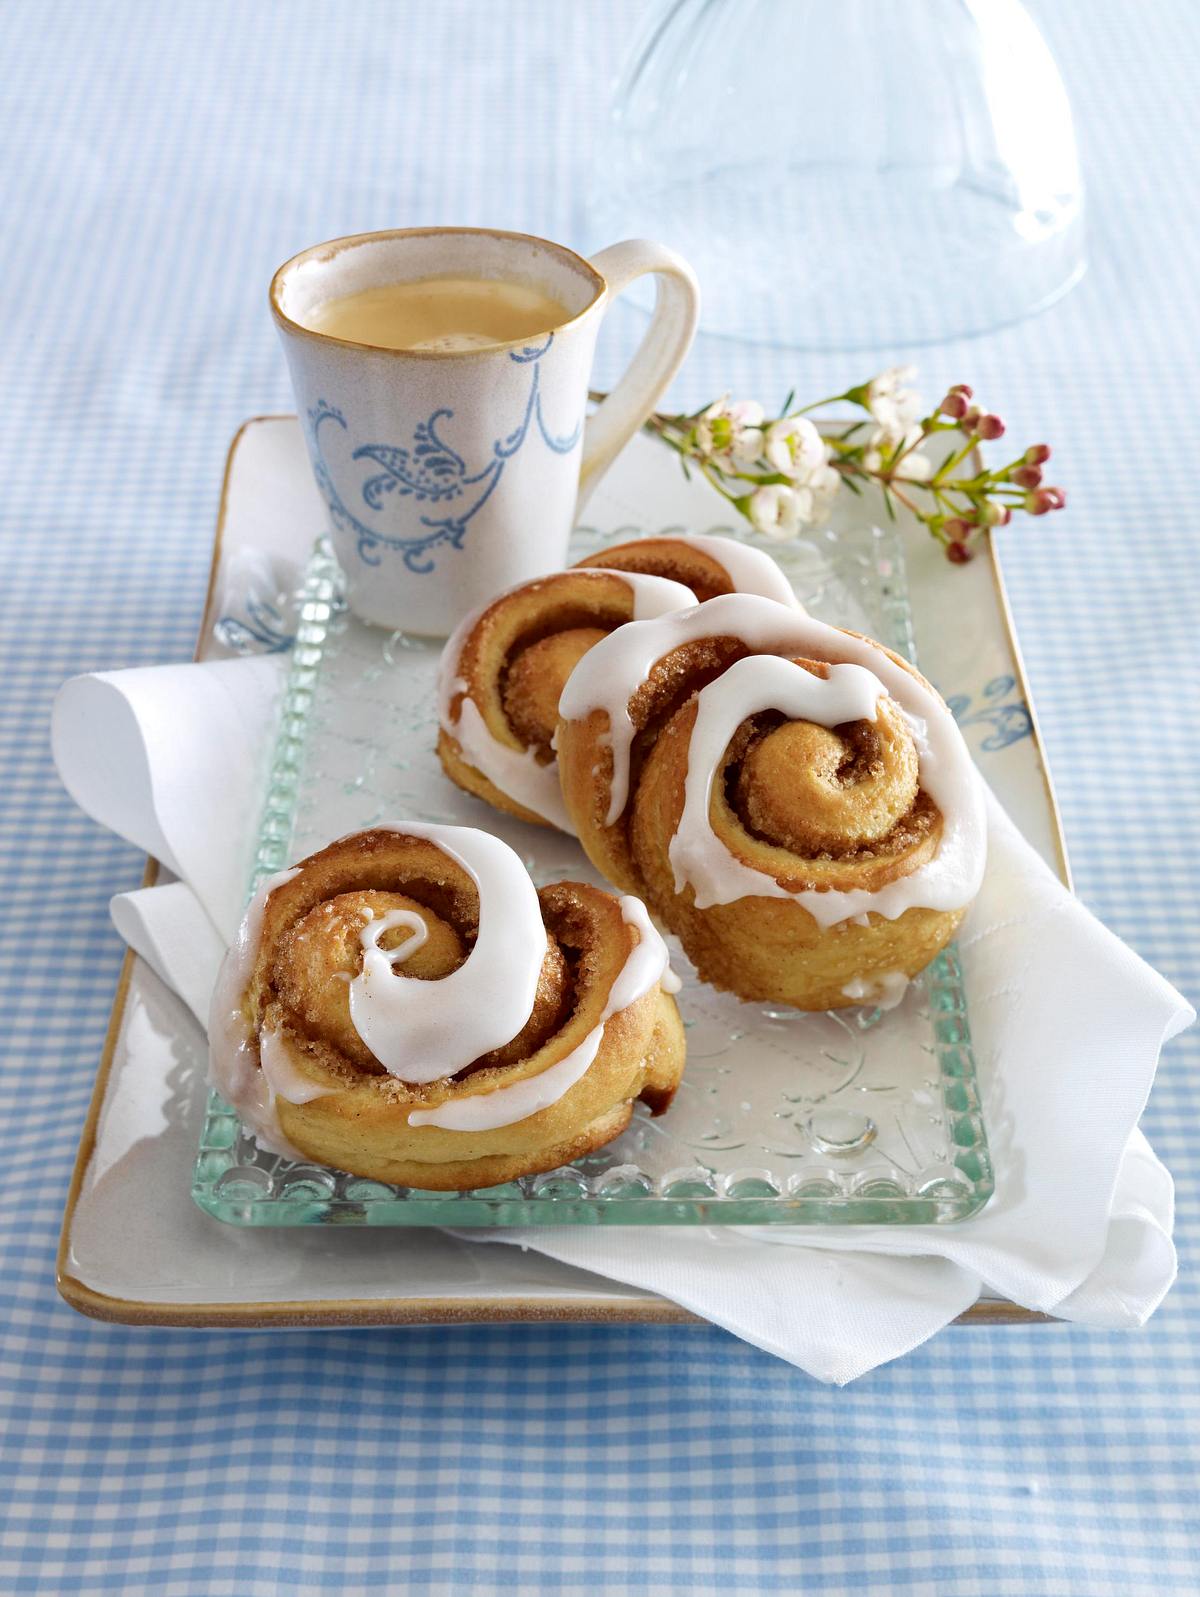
585,0,1085,350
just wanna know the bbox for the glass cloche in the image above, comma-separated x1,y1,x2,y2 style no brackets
585,0,1085,349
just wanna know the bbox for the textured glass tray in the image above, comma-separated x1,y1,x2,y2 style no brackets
194,524,992,1227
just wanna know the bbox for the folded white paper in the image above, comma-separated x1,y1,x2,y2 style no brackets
53,654,1194,1382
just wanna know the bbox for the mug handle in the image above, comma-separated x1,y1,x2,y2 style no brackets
576,239,700,509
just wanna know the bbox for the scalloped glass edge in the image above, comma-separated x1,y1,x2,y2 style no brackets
193,528,993,1227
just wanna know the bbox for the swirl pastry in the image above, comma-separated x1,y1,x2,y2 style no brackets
556,595,986,1011
437,566,697,830
436,536,799,832
208,825,685,1189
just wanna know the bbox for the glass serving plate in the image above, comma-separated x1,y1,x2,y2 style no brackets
193,524,992,1227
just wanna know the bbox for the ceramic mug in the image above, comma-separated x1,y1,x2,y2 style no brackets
270,227,700,634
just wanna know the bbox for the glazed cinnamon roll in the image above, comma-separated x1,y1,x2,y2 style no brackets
556,596,986,1011
436,536,799,832
208,825,685,1188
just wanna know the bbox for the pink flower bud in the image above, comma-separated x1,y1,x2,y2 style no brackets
940,392,969,420
943,517,972,539
1012,464,1043,489
1024,488,1063,515
962,406,981,432
975,413,1006,441
1024,444,1051,466
946,540,972,564
950,383,974,400
979,501,1010,526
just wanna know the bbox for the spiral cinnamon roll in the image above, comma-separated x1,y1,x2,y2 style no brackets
574,531,802,607
556,596,986,1011
437,538,799,833
436,567,697,831
208,825,685,1188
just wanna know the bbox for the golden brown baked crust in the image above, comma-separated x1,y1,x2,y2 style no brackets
223,829,685,1188
575,534,756,602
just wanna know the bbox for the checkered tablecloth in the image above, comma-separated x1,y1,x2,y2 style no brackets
2,2,1197,1591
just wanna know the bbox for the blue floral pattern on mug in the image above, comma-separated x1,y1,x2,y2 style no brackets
306,334,582,575
946,675,1032,750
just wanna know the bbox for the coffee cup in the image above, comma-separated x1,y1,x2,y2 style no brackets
271,227,699,634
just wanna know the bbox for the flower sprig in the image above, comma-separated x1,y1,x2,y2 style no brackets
642,366,1065,563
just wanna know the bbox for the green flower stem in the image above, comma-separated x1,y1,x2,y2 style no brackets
715,468,795,488
930,438,979,484
791,390,859,416
889,428,929,471
698,462,746,508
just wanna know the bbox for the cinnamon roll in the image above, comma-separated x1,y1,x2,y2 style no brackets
556,595,986,1011
208,825,685,1188
436,566,697,830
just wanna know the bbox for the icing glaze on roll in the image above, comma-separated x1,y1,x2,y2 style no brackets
207,865,304,1157
408,896,672,1131
260,1026,337,1105
448,695,575,831
669,656,888,916
657,531,803,607
578,530,804,608
559,594,986,925
346,825,545,1081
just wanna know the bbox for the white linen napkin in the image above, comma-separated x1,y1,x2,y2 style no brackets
53,656,282,944
51,658,1193,1382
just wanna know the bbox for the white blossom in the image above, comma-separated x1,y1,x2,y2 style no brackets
764,416,825,480
696,397,766,464
866,365,922,446
748,483,801,540
806,462,842,524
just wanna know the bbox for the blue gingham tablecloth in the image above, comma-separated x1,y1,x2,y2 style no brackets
2,2,1198,1591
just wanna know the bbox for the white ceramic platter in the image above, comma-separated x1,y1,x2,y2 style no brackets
57,418,1065,1327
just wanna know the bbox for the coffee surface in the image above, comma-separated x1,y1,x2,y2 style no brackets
307,275,572,352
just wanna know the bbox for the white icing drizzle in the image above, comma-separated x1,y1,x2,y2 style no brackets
669,656,884,911
841,971,910,1010
347,825,545,1082
407,895,672,1132
436,570,697,830
452,696,576,833
661,531,804,607
558,594,986,925
259,1027,337,1105
207,866,305,1158
361,906,428,965
627,574,701,622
